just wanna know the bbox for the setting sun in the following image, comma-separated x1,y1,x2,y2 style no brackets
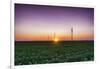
54,38,59,42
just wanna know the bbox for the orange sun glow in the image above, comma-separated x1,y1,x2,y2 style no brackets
54,38,59,42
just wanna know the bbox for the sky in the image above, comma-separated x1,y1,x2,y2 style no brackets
15,3,94,41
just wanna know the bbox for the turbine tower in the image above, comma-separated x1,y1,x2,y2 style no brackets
54,32,56,39
71,27,73,40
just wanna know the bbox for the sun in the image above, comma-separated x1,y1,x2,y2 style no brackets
54,38,59,42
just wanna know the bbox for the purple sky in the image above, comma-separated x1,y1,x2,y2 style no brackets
15,3,94,41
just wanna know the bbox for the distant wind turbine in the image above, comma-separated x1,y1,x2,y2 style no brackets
71,27,73,40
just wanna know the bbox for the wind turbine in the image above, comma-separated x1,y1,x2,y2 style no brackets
53,32,59,42
71,27,73,40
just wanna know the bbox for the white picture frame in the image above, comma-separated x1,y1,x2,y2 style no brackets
10,0,95,69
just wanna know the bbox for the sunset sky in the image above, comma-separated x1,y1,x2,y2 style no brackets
15,4,94,41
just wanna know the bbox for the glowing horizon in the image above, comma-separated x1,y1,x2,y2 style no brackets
15,4,94,41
